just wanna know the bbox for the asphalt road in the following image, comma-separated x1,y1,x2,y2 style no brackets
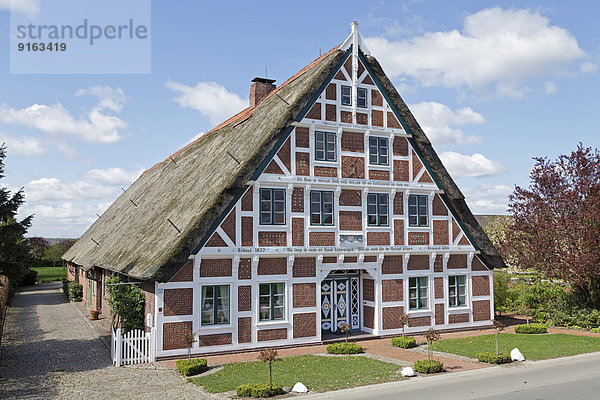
305,352,600,400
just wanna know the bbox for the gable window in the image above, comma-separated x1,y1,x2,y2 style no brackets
449,275,466,307
310,191,334,225
408,194,428,227
259,283,285,321
367,193,389,226
260,188,286,225
201,285,230,325
357,87,368,108
369,136,389,165
315,131,336,161
341,85,351,106
409,277,428,310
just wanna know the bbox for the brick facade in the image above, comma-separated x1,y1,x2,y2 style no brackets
382,306,403,329
409,316,432,327
162,321,192,350
257,328,287,341
339,211,362,230
239,257,251,280
292,218,304,246
238,286,251,312
382,279,403,302
309,232,335,246
435,303,445,325
238,317,251,343
472,300,491,322
449,313,470,324
367,231,390,245
341,156,365,179
394,219,404,245
258,258,287,275
258,231,287,247
197,333,232,347
341,131,364,152
339,190,361,206
382,255,403,274
447,254,468,269
170,260,193,282
407,255,429,270
200,259,232,277
293,313,316,338
472,276,490,296
408,232,430,245
292,257,316,277
241,217,253,246
433,220,449,245
363,305,374,329
163,288,193,316
363,279,374,302
293,283,316,308
434,277,444,299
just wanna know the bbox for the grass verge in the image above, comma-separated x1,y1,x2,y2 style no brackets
188,354,402,393
31,266,66,282
433,333,600,360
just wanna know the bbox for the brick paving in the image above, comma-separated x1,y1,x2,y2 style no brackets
0,282,214,400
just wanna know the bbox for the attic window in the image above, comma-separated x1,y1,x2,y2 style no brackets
315,131,336,161
260,188,286,225
341,85,351,106
357,87,367,108
408,194,428,227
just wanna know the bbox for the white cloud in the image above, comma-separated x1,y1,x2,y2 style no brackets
544,81,558,94
85,167,144,186
23,201,112,238
440,151,504,177
409,102,484,147
0,0,40,18
0,86,127,144
0,132,47,156
463,184,513,214
365,7,585,97
23,177,118,202
580,61,598,74
166,80,247,125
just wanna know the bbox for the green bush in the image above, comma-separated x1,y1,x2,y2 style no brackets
514,323,547,334
20,269,38,286
66,281,83,301
176,358,208,376
533,310,549,323
589,327,600,333
236,383,284,398
475,352,513,364
391,336,417,348
413,359,444,374
62,279,69,296
326,342,364,354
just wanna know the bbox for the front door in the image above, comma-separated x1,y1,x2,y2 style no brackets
321,273,360,333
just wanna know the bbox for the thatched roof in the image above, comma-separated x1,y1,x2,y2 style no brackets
63,45,504,282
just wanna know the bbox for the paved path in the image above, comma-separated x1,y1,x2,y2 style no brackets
0,282,213,400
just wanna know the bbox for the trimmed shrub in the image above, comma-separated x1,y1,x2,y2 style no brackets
62,279,69,297
326,342,364,354
20,269,38,286
514,323,547,334
413,359,444,374
391,336,417,349
476,352,513,364
590,327,600,333
67,281,83,301
176,358,208,376
236,383,284,398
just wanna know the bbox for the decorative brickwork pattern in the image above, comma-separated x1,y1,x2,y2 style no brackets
314,166,338,177
356,112,368,125
341,111,352,123
293,257,316,277
241,187,253,211
432,195,448,216
326,83,336,100
394,219,404,245
293,313,316,338
364,255,377,263
339,189,361,206
393,192,403,215
162,321,192,350
409,316,431,327
322,256,337,263
387,112,401,129
447,254,468,269
408,255,429,270
367,232,390,245
362,74,375,85
200,259,232,277
296,152,310,176
472,257,489,271
435,303,445,325
258,231,287,247
452,219,461,243
264,159,284,175
163,288,193,316
393,137,409,156
325,104,336,122
412,151,423,181
278,138,291,172
241,217,253,246
341,131,364,152
334,70,347,81
197,333,232,347
371,89,383,106
458,235,471,245
382,255,403,274
434,277,444,299
295,127,309,148
309,232,335,246
369,169,390,180
343,57,352,76
418,171,434,183
293,283,316,308
382,279,403,302
238,317,251,343
169,260,193,282
258,258,287,275
408,232,430,245
372,110,384,127
393,160,409,181
239,257,251,280
433,220,449,245
339,211,362,231
292,187,304,212
306,102,321,120
363,305,374,328
205,232,227,247
434,255,444,272
341,156,365,179
257,328,287,341
382,306,404,330
221,208,236,243
449,313,470,324
292,218,304,247
473,300,491,322
238,286,251,312
343,256,358,263
472,276,490,296
363,279,374,302
358,60,365,77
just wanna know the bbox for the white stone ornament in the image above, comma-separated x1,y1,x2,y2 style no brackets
401,367,415,377
511,348,525,362
292,382,308,393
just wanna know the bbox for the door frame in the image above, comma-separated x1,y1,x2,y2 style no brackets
320,271,361,333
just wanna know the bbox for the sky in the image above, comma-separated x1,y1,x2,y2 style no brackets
0,0,598,238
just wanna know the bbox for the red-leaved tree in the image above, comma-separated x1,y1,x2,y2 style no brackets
506,144,600,308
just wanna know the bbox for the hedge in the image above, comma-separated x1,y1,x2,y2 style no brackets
326,342,364,354
62,280,83,302
391,336,417,349
514,323,547,334
176,358,208,376
236,383,284,398
413,359,444,374
475,352,513,364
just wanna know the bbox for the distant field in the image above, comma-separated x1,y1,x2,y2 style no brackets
31,266,67,282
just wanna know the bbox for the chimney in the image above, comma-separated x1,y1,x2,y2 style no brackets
249,77,276,108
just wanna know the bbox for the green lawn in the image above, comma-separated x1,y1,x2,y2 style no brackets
31,266,67,282
189,354,403,393
433,333,600,360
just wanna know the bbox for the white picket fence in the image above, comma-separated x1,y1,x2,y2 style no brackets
111,326,156,366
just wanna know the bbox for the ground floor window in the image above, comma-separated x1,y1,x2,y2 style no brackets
259,283,285,321
409,277,428,310
449,275,466,307
201,285,230,325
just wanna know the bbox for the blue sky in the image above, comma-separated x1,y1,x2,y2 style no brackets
0,0,598,237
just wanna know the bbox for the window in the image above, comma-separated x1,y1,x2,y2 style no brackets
341,85,351,106
367,193,389,226
315,131,336,161
259,283,285,321
260,188,285,225
357,87,368,108
310,191,334,225
201,285,230,325
408,194,428,227
449,275,466,307
409,277,428,310
369,136,389,165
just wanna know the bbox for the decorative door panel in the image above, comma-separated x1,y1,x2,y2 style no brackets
321,274,360,333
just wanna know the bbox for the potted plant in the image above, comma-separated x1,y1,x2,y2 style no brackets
90,309,100,320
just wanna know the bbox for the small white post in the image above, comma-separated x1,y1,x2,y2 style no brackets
116,328,122,366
